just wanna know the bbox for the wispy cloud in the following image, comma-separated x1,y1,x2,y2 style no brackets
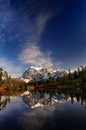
27,13,51,44
0,34,5,50
0,0,63,77
0,58,23,77
0,0,51,47
19,11,62,68
19,44,53,67
0,0,11,48
18,104,65,130
18,6,53,67
19,43,62,68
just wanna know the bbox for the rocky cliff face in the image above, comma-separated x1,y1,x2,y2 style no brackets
22,66,67,82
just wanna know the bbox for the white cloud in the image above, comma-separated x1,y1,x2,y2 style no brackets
18,12,51,66
19,44,62,68
19,12,62,68
0,1,62,77
0,58,23,77
19,44,53,67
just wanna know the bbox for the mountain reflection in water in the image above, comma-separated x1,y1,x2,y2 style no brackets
22,90,86,109
19,90,86,130
0,90,86,130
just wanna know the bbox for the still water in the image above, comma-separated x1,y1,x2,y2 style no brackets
0,90,86,130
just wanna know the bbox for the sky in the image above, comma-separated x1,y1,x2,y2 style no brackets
0,0,86,77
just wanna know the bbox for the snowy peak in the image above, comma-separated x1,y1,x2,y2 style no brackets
22,66,67,82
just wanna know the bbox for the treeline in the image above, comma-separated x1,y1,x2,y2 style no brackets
28,66,86,89
0,68,27,94
0,66,86,94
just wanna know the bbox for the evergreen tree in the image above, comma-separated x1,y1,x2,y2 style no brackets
68,69,73,80
0,68,3,85
74,70,78,79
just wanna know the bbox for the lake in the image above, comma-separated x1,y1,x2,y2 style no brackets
0,90,86,130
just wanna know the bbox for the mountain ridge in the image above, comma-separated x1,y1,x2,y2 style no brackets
22,66,68,83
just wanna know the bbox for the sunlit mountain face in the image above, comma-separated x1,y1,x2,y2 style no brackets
22,66,67,82
0,0,86,78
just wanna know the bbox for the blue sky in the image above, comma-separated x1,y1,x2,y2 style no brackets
0,0,86,77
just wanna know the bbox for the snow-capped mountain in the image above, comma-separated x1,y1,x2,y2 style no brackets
22,66,67,82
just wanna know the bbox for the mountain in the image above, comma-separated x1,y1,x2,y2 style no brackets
22,66,67,83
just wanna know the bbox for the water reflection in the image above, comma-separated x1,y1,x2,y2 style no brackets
22,90,86,109
0,89,86,111
0,96,10,111
19,90,86,130
0,89,86,130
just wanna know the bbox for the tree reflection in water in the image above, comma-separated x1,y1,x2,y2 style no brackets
0,95,10,111
0,88,86,111
22,89,86,109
